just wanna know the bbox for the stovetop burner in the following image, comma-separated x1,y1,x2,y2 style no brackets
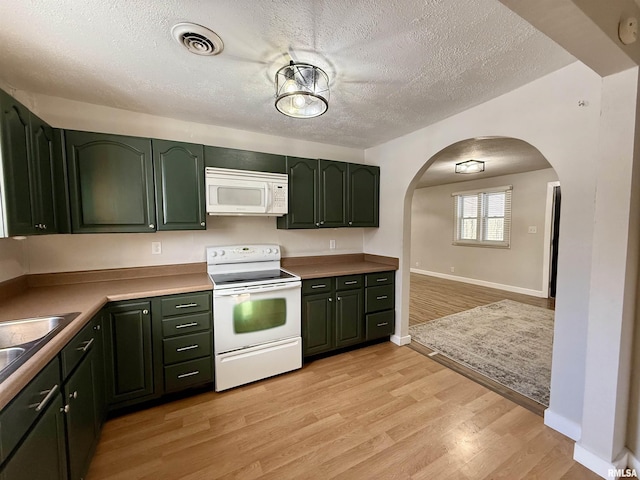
208,269,298,288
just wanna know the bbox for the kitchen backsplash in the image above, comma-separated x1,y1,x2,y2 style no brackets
0,237,27,282
22,215,365,274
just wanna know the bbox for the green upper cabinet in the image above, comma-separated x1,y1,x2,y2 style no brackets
204,145,285,173
153,140,205,230
277,156,319,229
319,160,348,228
348,163,379,227
66,130,156,233
278,157,379,229
0,89,60,236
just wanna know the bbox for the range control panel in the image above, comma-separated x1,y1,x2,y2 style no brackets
206,244,281,265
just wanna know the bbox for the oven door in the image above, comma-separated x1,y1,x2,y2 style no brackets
213,281,301,353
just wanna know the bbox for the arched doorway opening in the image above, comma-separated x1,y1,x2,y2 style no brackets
406,136,560,412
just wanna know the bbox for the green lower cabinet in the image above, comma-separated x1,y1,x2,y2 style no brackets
335,288,364,348
104,301,156,408
302,292,334,356
0,394,67,480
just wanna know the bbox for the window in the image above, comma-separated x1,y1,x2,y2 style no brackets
453,185,512,248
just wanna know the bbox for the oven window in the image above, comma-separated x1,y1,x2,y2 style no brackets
217,187,263,206
233,298,287,333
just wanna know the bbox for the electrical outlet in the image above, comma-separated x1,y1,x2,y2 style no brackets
415,261,420,267
329,239,336,250
450,266,455,273
528,226,537,234
151,241,162,255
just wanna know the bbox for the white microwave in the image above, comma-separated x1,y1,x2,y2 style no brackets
205,167,288,216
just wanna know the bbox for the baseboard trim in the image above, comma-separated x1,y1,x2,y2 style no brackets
410,268,547,298
628,451,640,470
574,443,629,479
544,408,581,440
391,334,411,346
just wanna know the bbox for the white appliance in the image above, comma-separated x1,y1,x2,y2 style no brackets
205,167,288,216
207,244,302,391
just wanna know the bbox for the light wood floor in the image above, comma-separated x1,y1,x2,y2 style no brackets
87,343,598,480
409,273,554,326
409,273,555,415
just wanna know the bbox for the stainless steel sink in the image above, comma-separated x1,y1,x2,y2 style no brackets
0,316,67,349
0,312,80,382
0,346,26,371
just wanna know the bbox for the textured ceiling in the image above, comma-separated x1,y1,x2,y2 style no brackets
417,137,552,188
0,0,575,149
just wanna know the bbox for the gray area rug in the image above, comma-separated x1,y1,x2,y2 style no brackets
409,299,553,406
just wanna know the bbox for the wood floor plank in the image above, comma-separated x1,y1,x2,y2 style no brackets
87,343,599,480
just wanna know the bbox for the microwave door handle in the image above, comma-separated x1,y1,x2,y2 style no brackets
263,183,270,213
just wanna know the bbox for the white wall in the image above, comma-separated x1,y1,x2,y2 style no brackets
24,216,365,273
0,238,26,282
411,168,558,294
4,92,369,274
364,61,603,440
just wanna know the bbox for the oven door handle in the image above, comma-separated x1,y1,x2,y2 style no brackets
214,281,301,297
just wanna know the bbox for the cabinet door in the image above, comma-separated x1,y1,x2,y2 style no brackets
302,292,333,356
153,140,205,231
66,130,156,233
0,395,67,480
0,90,37,236
29,113,58,233
277,157,318,229
335,289,364,348
65,352,99,480
319,160,348,228
348,164,379,227
104,302,154,406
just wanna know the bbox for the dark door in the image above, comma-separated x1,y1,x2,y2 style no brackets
66,131,156,233
65,353,99,480
104,302,154,406
348,164,380,227
153,140,206,230
549,186,561,298
319,160,348,227
277,157,318,229
29,113,58,233
335,289,364,348
0,395,67,480
302,293,334,356
0,90,37,236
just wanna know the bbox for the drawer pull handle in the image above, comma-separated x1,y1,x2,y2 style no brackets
175,322,199,329
377,322,389,327
376,295,388,300
176,303,199,309
311,284,326,289
176,344,199,352
344,281,358,285
376,278,388,282
76,337,95,353
177,370,200,379
30,384,59,412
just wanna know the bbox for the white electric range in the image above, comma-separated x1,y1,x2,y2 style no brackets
206,244,302,391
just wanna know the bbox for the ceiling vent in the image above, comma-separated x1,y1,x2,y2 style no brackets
171,22,224,56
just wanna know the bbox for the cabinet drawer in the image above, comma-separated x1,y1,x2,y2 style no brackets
365,271,394,287
336,274,363,290
365,284,395,313
61,317,98,379
161,292,210,317
0,357,61,463
302,277,333,295
163,331,212,365
366,310,395,340
161,312,211,338
164,357,213,392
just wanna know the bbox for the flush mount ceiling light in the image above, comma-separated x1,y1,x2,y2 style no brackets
275,61,329,119
171,22,224,56
455,159,485,174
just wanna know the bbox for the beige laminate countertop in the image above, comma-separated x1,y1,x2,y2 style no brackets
0,272,212,410
281,253,399,280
